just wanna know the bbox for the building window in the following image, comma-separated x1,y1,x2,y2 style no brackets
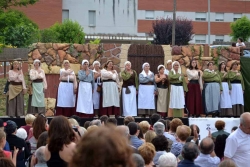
62,9,69,22
215,13,224,21
195,13,206,21
215,35,224,42
145,11,154,19
195,35,206,44
164,11,172,19
89,11,96,26
234,13,242,21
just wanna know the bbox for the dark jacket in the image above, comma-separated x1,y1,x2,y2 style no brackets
178,159,201,167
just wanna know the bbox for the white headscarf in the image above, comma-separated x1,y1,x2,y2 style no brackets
171,61,181,74
124,61,131,66
166,60,172,65
157,65,165,72
93,61,100,67
141,62,153,77
33,59,41,66
82,59,89,65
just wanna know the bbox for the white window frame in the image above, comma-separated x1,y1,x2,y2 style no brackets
234,13,242,21
215,13,224,22
215,35,224,42
89,10,96,27
195,35,206,44
145,11,154,20
195,12,206,21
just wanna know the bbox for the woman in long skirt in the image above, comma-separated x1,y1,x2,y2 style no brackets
169,61,188,117
92,61,102,117
219,61,233,116
138,62,157,117
186,59,203,117
7,61,27,117
76,60,94,117
100,60,120,116
228,62,244,116
202,62,222,115
155,65,169,117
29,59,47,115
56,60,77,117
121,61,138,117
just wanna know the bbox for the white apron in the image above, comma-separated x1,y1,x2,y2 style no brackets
102,82,120,107
122,86,137,116
76,81,93,114
220,82,232,108
230,84,244,105
138,85,155,109
57,82,76,107
169,85,185,109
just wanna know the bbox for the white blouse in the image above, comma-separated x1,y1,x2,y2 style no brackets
29,69,47,89
186,69,203,90
101,69,120,87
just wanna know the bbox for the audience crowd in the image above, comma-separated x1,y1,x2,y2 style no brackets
0,112,250,167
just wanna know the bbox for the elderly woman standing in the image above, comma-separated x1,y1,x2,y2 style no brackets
7,61,26,117
92,61,101,117
169,61,188,117
56,60,77,117
138,62,156,117
121,61,138,117
76,60,94,116
228,62,245,116
155,65,169,117
202,62,222,115
186,59,203,117
164,60,172,75
29,59,47,114
100,60,120,116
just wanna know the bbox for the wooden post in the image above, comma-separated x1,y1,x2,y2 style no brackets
4,61,6,78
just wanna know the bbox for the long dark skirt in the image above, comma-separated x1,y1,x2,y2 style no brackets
186,82,203,115
7,93,24,117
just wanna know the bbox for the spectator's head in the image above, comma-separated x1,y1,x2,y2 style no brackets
170,118,183,133
138,126,144,139
78,127,87,137
35,146,46,164
4,120,17,135
150,114,161,125
214,134,228,159
48,116,75,153
231,126,238,133
138,143,156,166
0,119,6,131
107,118,117,126
69,127,135,167
145,130,157,143
132,153,145,167
151,135,168,151
139,121,150,135
124,116,135,126
190,124,200,136
181,142,199,161
68,118,79,127
25,114,36,125
100,115,108,125
37,131,48,149
215,120,225,131
237,37,243,43
200,137,214,154
165,119,171,132
87,125,99,133
158,119,167,131
83,121,90,129
116,125,130,139
16,128,27,140
89,119,101,127
176,125,191,142
0,158,15,167
153,122,165,135
33,114,48,140
158,153,177,167
0,130,6,148
218,159,237,167
128,122,139,136
69,115,81,125
240,112,250,134
231,42,236,47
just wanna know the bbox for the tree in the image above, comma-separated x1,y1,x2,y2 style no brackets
0,0,38,11
49,20,85,44
230,16,250,42
152,17,194,45
39,28,60,43
0,10,39,47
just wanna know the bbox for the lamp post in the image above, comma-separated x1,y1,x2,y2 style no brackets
172,0,176,46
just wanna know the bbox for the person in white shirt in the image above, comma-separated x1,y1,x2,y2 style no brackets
164,60,172,75
224,112,250,167
195,137,220,167
236,37,246,48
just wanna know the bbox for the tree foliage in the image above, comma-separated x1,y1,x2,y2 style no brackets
0,10,39,47
0,0,38,11
152,17,194,45
230,16,250,42
39,28,60,43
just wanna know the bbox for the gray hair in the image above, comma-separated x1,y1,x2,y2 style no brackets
153,122,165,135
182,142,200,161
158,153,177,167
35,146,46,164
90,119,101,126
116,125,130,137
132,153,145,167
